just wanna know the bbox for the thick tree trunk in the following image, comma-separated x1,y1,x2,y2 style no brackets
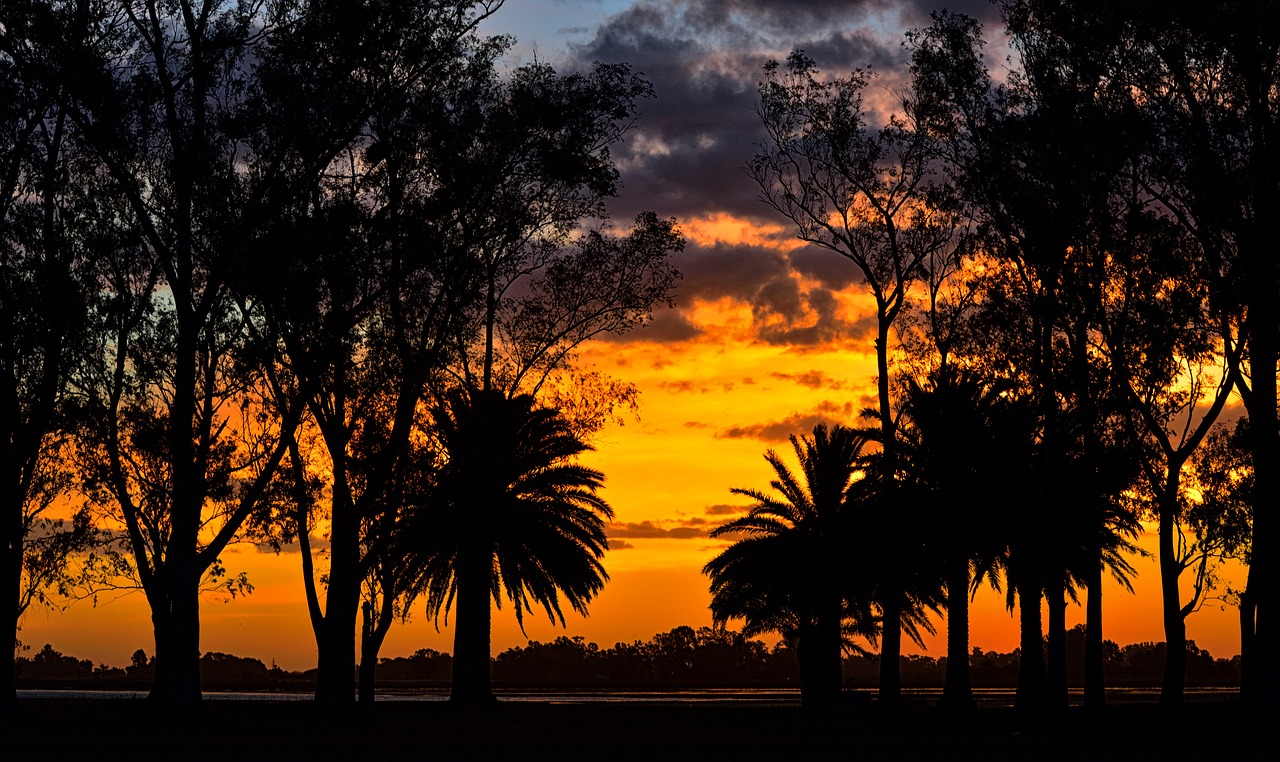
878,596,902,706
1045,581,1067,709
1084,551,1105,709
315,474,359,706
1015,580,1046,710
940,561,974,710
1158,485,1187,706
797,612,843,706
147,584,201,707
451,549,494,705
358,649,377,708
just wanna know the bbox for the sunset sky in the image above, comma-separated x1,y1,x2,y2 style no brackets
20,0,1248,672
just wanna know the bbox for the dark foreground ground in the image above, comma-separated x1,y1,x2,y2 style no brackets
7,696,1271,761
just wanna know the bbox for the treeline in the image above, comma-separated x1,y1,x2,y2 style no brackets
16,626,1241,691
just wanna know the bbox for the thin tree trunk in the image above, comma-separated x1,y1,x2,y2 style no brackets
1015,580,1046,710
1045,580,1067,709
1158,484,1187,706
2,508,20,713
878,596,902,706
941,561,974,710
359,592,397,706
1244,323,1278,704
1240,569,1258,702
1084,551,1105,709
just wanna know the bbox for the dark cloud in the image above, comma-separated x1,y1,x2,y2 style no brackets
608,539,636,550
717,399,857,441
609,519,711,539
676,242,790,302
791,246,862,290
704,503,747,515
569,0,908,222
600,306,702,344
769,370,843,390
754,284,878,347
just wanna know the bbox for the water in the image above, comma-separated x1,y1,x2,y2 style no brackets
16,687,802,704
17,686,1237,705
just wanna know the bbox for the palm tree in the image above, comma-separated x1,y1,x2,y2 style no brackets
704,424,877,706
899,367,1023,710
415,390,613,705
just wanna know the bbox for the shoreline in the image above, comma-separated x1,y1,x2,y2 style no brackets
9,696,1267,761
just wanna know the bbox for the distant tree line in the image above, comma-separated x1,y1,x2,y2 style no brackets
16,625,1242,690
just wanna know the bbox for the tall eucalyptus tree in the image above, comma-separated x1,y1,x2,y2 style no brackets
750,51,955,704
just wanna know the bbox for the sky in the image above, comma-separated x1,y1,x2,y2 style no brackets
19,0,1248,672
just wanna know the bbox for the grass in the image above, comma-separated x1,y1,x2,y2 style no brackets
10,694,1272,761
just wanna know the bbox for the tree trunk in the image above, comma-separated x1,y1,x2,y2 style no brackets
940,561,974,710
878,596,902,705
1015,580,1046,710
1239,191,1278,703
147,584,201,707
1158,484,1187,706
796,613,843,707
451,548,494,705
2,507,19,714
1244,324,1278,704
1240,569,1258,702
358,647,377,708
359,595,396,706
315,455,358,705
1045,580,1067,709
1084,547,1105,709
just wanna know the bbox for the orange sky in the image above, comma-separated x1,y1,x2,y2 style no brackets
18,211,1249,673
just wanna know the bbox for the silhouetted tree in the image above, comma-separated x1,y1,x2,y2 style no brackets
909,6,1147,708
414,391,612,705
341,56,675,704
0,6,101,711
705,424,878,706
899,367,1027,709
1097,201,1240,704
751,51,954,705
4,0,507,707
245,18,509,705
1094,1,1280,703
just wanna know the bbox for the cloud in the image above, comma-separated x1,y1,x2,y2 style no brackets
753,283,878,347
608,539,636,550
703,503,747,516
768,370,843,390
600,306,703,344
568,0,910,223
717,399,857,441
608,519,711,539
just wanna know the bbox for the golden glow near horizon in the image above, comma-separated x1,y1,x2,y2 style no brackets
17,212,1249,672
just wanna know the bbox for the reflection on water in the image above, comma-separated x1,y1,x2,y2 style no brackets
17,686,1238,705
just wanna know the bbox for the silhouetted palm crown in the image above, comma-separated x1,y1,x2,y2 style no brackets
704,424,873,641
420,390,614,629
